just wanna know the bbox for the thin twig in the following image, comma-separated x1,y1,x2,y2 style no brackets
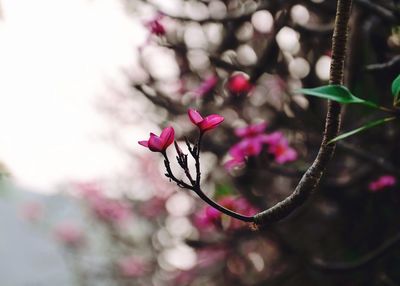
365,55,400,72
312,231,400,272
337,141,400,176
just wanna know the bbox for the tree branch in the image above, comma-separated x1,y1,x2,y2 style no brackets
254,0,352,226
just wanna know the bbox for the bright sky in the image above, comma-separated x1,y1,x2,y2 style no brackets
0,0,148,192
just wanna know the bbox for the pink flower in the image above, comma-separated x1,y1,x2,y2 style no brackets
77,183,132,224
194,206,221,230
188,109,224,133
138,126,174,152
193,75,218,98
145,14,166,36
224,137,264,170
90,197,131,224
369,175,396,192
19,201,43,222
267,136,297,164
226,73,253,95
117,256,149,278
261,131,284,145
234,122,267,138
54,221,84,247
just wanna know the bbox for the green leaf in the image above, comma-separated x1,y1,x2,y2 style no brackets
297,85,379,109
391,74,400,99
214,183,233,199
328,116,397,144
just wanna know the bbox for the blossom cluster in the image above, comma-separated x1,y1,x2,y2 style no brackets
225,122,297,170
138,109,224,153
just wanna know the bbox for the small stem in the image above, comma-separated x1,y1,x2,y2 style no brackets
194,133,203,186
162,153,193,189
191,132,254,223
193,186,255,222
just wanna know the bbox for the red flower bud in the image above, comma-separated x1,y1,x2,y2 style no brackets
226,73,253,95
138,127,174,152
188,109,224,133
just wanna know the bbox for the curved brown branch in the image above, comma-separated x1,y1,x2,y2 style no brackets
312,231,400,272
254,0,352,226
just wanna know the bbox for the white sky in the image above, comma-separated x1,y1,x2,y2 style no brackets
0,0,148,192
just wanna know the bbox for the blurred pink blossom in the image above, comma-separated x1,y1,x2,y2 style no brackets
224,137,264,170
54,221,84,247
19,201,43,222
117,256,149,278
225,127,297,169
234,122,267,138
90,197,131,224
267,135,298,164
145,14,166,36
369,175,396,192
76,183,132,224
193,75,218,98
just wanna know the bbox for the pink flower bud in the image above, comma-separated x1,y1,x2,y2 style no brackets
226,73,253,95
188,109,224,133
369,175,396,192
139,126,175,152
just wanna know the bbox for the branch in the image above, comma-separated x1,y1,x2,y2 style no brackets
353,0,399,24
134,84,186,114
365,55,400,73
337,141,400,176
312,231,400,272
254,0,352,226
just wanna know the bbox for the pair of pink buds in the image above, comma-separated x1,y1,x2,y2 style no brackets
138,109,224,152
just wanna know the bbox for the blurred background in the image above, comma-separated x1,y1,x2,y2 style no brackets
0,0,399,285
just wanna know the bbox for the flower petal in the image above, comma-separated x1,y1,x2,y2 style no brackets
160,126,175,149
138,140,149,147
188,109,204,125
148,134,163,152
199,114,224,132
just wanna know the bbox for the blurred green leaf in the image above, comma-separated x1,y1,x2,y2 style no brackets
391,74,400,100
298,85,379,109
214,183,233,199
328,116,397,144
